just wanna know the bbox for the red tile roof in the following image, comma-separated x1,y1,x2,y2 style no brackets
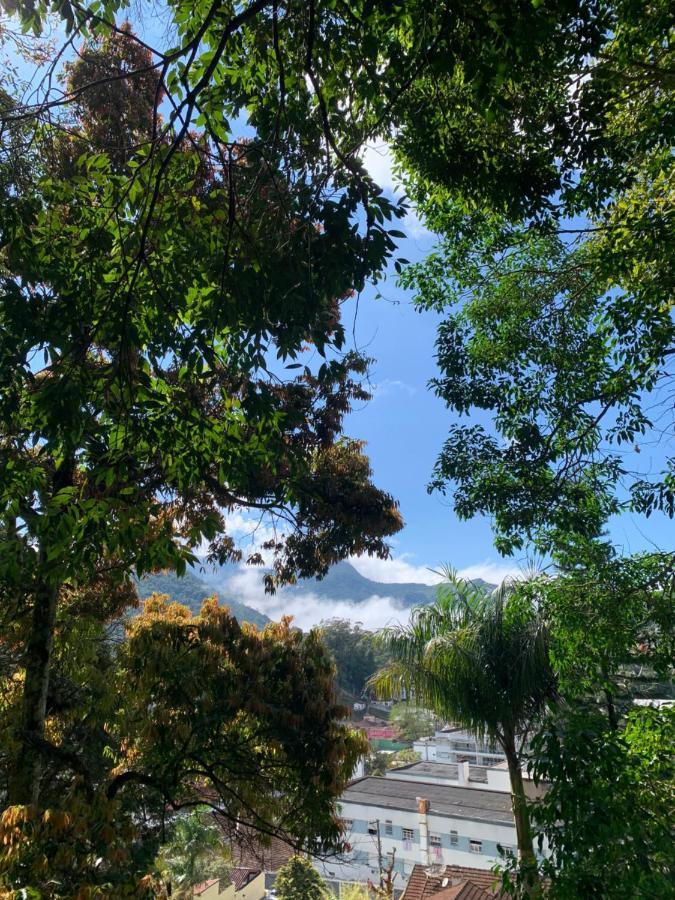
192,868,261,896
433,883,493,900
401,865,505,900
231,867,261,890
217,820,296,872
194,880,219,896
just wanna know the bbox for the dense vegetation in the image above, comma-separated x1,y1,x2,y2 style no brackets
137,570,271,628
0,0,672,896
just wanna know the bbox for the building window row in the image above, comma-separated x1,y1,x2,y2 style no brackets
343,819,492,857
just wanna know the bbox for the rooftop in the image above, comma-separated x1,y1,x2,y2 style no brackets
401,864,505,900
341,777,515,826
387,761,489,783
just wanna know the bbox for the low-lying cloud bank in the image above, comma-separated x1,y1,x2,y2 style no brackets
212,554,524,631
221,565,408,631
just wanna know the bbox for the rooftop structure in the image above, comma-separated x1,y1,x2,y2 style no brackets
400,864,506,900
342,777,514,826
193,867,265,900
338,776,522,882
413,729,505,768
386,761,543,800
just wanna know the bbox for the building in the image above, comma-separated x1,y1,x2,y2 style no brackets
400,863,507,899
337,776,519,881
386,761,543,800
218,824,295,894
193,868,265,900
413,728,505,768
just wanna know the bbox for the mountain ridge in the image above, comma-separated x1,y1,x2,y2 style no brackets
136,561,496,629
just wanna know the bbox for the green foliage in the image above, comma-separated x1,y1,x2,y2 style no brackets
136,570,271,628
364,750,388,777
319,619,379,696
536,548,675,718
399,0,674,553
0,595,368,895
373,571,555,882
373,573,555,749
389,704,435,741
365,747,421,776
154,809,230,899
527,706,675,899
0,16,404,808
274,855,330,900
388,748,421,768
341,885,371,900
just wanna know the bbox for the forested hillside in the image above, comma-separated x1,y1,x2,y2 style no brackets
136,571,272,629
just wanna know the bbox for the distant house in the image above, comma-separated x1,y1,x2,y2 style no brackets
400,863,507,899
193,868,265,899
413,728,506,768
217,823,296,893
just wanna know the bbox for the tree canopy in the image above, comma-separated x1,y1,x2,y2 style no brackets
398,0,674,554
318,618,379,696
0,18,404,808
1,1,673,896
389,704,435,741
274,855,330,900
0,595,367,895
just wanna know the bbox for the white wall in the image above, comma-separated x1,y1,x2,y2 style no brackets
339,799,518,874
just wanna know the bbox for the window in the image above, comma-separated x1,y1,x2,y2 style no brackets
469,840,482,854
384,820,393,836
430,835,442,847
368,820,378,835
402,828,414,841
450,830,458,846
341,818,353,831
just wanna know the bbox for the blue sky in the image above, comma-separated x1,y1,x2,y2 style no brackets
338,145,674,586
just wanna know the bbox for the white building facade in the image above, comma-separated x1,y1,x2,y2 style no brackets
335,776,519,882
413,727,505,767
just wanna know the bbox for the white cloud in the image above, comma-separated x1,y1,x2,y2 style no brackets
349,553,442,586
457,560,523,585
206,554,531,631
349,553,525,588
371,379,417,399
362,141,400,193
217,564,408,630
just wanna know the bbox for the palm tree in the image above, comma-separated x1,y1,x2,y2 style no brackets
371,571,555,894
155,808,231,898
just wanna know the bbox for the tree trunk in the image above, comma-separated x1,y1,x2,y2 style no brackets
8,573,60,806
605,689,618,730
8,457,74,807
504,743,541,897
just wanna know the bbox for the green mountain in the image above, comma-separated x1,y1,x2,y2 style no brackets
136,570,271,628
200,560,495,610
283,561,439,606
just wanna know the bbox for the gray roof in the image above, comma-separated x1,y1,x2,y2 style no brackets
387,761,489,783
341,777,515,826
